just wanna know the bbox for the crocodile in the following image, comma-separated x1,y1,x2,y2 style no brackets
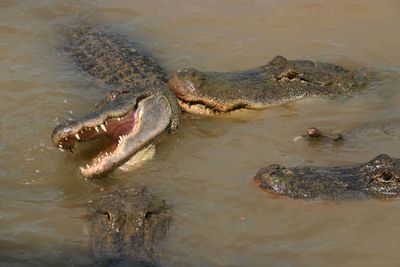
87,185,171,266
254,154,400,200
51,26,180,178
168,55,370,115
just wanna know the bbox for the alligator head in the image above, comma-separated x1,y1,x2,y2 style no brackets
169,56,370,115
254,154,400,199
52,26,180,178
52,88,173,178
87,186,171,266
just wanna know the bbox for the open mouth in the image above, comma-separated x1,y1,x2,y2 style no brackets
54,108,141,178
53,93,173,178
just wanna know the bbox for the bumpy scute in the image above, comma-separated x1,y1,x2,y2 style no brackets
87,186,171,266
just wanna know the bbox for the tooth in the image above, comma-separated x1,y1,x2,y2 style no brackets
80,167,85,172
75,134,80,140
117,118,121,121
98,158,101,162
100,124,107,132
95,126,99,133
86,164,90,168
59,148,64,152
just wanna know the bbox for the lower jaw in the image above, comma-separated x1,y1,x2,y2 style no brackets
178,100,218,115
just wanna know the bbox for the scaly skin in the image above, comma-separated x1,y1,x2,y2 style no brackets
51,26,180,178
87,186,171,266
254,154,400,200
169,55,370,115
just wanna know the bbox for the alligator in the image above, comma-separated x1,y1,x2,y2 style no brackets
51,26,181,178
87,185,171,266
168,55,370,115
254,154,400,200
293,118,400,146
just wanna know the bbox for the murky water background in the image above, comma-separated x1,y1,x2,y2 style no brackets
1,0,400,266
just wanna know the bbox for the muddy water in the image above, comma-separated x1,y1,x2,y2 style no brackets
1,0,400,266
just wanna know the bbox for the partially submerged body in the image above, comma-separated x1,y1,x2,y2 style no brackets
87,186,171,266
51,26,180,178
169,56,370,115
294,118,400,146
254,154,400,200
293,127,343,143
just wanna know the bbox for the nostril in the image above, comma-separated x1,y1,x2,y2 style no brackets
103,212,112,220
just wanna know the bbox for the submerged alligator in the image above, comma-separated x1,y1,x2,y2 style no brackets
293,127,344,143
51,26,180,178
87,186,171,266
169,55,370,115
254,154,400,199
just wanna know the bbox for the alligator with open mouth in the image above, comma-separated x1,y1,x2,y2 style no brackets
254,154,400,199
87,185,171,266
51,26,180,178
169,55,370,115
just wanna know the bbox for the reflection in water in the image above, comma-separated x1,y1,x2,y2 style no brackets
0,0,400,266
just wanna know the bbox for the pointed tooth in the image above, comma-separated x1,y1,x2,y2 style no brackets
75,133,80,140
100,124,107,132
59,148,64,152
117,118,121,121
79,167,85,172
95,126,99,133
86,164,90,168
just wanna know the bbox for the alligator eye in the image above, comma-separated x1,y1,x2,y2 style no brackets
375,171,394,182
106,89,131,101
144,211,153,221
277,69,300,81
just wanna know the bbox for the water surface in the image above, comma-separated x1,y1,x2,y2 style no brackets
1,0,400,266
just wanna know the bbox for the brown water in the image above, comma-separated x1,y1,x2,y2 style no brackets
1,0,400,266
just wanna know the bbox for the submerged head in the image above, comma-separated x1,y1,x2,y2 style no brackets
52,88,173,178
254,154,400,200
87,186,171,266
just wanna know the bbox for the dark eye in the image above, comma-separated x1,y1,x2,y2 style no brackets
108,90,119,100
107,89,130,101
144,211,153,221
375,171,394,182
